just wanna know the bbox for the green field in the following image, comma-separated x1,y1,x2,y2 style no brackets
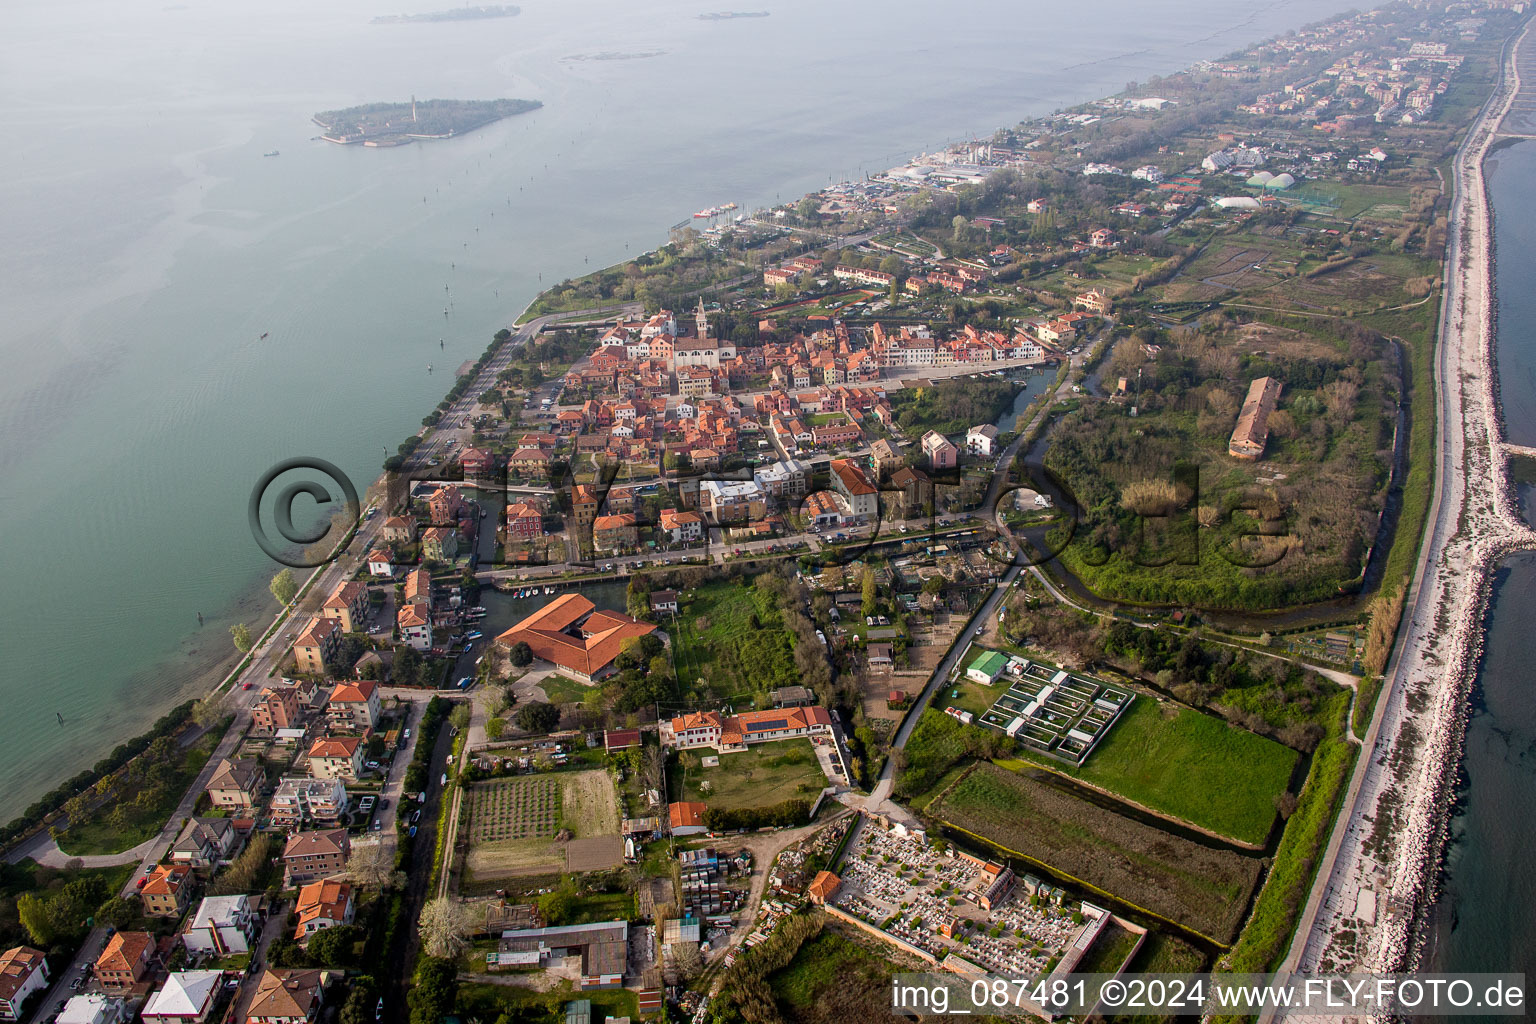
933,763,1263,944
669,739,827,810
996,700,1297,846
669,579,800,699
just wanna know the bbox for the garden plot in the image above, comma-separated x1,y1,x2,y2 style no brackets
975,656,1131,764
463,770,622,884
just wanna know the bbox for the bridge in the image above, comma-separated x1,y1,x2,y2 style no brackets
1502,442,1536,460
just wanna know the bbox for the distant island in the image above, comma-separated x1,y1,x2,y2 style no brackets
698,10,768,19
313,97,541,147
372,4,519,24
562,50,666,63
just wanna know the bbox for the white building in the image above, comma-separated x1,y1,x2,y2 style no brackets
182,895,258,957
57,997,130,1024
141,972,222,1024
966,424,1001,456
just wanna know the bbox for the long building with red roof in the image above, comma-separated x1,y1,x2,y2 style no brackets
493,594,657,683
660,705,832,753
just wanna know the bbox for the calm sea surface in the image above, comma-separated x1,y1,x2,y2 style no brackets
0,0,1358,817
1419,140,1536,988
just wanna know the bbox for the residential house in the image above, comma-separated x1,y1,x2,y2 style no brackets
294,881,354,942
319,581,368,634
648,590,679,616
427,484,465,525
571,485,599,528
245,969,326,1024
170,818,241,871
504,502,544,542
667,802,708,837
657,508,703,544
397,599,432,651
591,513,638,553
380,516,417,544
182,895,258,957
270,778,348,830
420,526,458,563
325,680,380,735
292,617,342,675
493,594,657,684
141,971,223,1024
282,829,351,887
0,946,48,1022
661,705,833,753
365,547,394,578
868,438,902,478
458,446,497,479
57,996,131,1024
307,737,362,781
140,864,195,918
1073,289,1112,315
889,467,933,516
829,459,877,520
752,459,810,499
695,479,767,524
252,687,302,734
920,431,958,470
965,424,1000,456
205,758,263,809
94,932,155,992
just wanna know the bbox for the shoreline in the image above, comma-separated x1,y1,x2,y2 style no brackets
1286,13,1536,983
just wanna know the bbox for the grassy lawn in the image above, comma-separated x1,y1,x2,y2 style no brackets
533,673,591,706
567,889,635,924
669,578,800,700
935,678,1001,719
769,927,888,1011
56,729,225,856
995,699,1297,846
669,739,826,810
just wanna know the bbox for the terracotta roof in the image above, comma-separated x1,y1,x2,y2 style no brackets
294,880,352,939
308,736,360,759
592,513,637,532
295,616,340,648
492,594,655,678
96,931,154,975
323,581,366,610
831,459,875,496
397,602,429,629
206,757,262,795
328,681,376,704
0,946,45,1002
284,829,349,861
668,801,707,830
141,863,193,897
246,969,325,1022
807,870,840,902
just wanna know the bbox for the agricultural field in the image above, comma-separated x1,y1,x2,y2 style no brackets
931,763,1263,944
668,739,827,810
668,579,801,700
995,698,1297,846
463,770,621,884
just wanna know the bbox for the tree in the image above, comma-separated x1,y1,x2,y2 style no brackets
408,958,458,1024
509,641,534,667
95,896,139,931
306,924,365,967
861,566,878,619
485,718,506,740
270,569,298,607
515,702,560,733
418,897,475,959
266,938,313,968
346,842,400,888
230,623,254,653
538,886,575,926
449,703,472,732
16,893,57,947
340,978,378,1024
191,697,224,728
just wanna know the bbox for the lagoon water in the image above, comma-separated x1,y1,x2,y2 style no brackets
0,0,1360,817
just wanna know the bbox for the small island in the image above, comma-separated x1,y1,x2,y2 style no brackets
698,10,769,19
313,97,541,147
372,4,519,24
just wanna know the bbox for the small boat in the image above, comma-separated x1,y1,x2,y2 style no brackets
259,332,269,340
469,606,486,614
466,631,482,640
722,202,738,211
544,586,554,595
263,150,280,158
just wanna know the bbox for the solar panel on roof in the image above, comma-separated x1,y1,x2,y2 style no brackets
747,718,789,731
